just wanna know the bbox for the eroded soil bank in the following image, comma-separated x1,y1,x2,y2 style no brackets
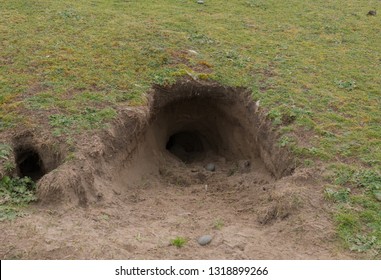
0,80,353,259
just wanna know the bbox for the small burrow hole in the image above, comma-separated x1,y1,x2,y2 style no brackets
15,148,46,181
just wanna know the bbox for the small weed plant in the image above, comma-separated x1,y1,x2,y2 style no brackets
0,176,37,221
170,236,187,248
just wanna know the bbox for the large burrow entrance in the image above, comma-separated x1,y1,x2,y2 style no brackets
36,80,294,206
99,81,301,253
151,95,259,166
117,81,294,185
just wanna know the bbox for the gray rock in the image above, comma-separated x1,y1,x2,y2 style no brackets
197,0,205,4
205,163,215,172
198,235,212,246
367,10,376,16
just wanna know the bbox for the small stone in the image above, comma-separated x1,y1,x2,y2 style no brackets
205,163,215,172
374,191,381,202
197,0,204,4
198,235,212,246
367,10,377,16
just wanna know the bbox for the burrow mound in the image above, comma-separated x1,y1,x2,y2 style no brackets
37,80,295,206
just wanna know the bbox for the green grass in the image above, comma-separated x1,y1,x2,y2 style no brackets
0,0,380,256
48,107,117,136
0,143,12,161
326,165,381,257
0,176,37,221
0,143,15,174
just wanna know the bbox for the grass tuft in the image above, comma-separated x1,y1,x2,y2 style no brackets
170,236,187,248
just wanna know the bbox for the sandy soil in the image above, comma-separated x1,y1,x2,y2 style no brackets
0,157,352,259
0,80,355,259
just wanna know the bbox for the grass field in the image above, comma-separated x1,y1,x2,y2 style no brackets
1,0,381,257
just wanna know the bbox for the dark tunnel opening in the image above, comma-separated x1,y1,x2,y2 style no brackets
15,148,45,181
166,131,206,163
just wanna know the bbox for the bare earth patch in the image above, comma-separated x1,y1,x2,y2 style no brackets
0,80,354,259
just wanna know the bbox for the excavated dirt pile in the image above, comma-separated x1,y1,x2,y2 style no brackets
0,80,352,259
